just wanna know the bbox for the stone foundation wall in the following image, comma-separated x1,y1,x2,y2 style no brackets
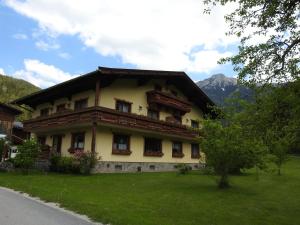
93,161,204,173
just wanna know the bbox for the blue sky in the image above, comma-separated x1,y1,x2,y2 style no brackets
0,0,237,88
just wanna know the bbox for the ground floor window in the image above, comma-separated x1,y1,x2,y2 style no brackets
144,138,163,157
71,132,85,151
112,134,131,155
191,143,200,158
172,141,184,158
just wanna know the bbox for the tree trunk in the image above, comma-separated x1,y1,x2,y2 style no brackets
218,174,230,189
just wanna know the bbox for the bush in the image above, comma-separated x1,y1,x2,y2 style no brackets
14,139,39,173
176,164,192,175
50,151,97,174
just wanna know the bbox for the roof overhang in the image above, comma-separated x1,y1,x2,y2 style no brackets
11,67,215,114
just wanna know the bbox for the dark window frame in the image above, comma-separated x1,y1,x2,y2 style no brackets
172,141,184,158
74,98,88,111
191,143,200,159
144,137,163,157
40,108,49,117
112,133,131,155
191,120,199,129
71,132,85,151
115,99,132,113
56,104,66,113
147,109,159,120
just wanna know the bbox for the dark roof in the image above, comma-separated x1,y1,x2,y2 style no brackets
12,66,215,114
0,102,22,115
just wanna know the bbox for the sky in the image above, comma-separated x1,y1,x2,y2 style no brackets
0,0,238,88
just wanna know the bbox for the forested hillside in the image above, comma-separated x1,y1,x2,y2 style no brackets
0,74,40,103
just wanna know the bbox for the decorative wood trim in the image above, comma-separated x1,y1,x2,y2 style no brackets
147,90,192,114
91,122,97,154
23,106,199,140
112,149,132,155
95,80,100,106
144,151,164,157
172,152,185,158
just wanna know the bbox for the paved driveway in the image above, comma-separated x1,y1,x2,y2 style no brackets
0,187,101,225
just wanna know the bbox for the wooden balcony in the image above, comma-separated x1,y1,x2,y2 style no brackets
146,90,192,114
23,106,198,140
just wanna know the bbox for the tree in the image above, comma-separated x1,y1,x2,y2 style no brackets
200,118,267,188
14,139,40,172
204,0,300,84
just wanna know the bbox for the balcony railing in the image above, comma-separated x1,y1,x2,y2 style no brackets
23,106,198,139
146,90,192,114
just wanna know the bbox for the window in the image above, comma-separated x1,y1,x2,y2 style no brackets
116,100,131,113
172,141,184,158
56,104,66,113
37,136,46,146
191,120,199,128
191,143,200,158
71,132,85,150
174,115,182,124
112,134,131,155
171,90,178,96
144,138,163,156
74,99,88,110
40,108,49,117
154,84,162,91
147,109,159,120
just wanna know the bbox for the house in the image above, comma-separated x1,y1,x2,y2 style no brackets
0,102,22,138
12,67,214,172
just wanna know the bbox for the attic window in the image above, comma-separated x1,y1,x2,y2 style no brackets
116,100,131,113
40,108,49,117
74,99,88,110
56,104,66,113
191,120,199,128
154,84,162,91
171,90,178,96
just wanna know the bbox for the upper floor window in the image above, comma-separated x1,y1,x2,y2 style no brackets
191,120,199,129
71,132,85,150
154,84,162,91
171,90,178,96
147,109,159,120
56,104,66,113
144,137,162,156
74,99,88,110
174,115,182,124
113,134,130,152
191,143,200,158
116,100,131,113
40,108,49,117
172,141,183,158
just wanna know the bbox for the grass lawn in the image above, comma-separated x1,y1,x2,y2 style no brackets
1,157,300,225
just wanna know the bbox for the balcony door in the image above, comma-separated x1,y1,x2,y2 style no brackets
52,135,62,154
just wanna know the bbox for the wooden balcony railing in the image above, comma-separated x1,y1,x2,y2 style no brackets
146,90,192,114
23,106,198,139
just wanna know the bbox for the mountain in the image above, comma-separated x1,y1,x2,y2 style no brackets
197,73,252,106
0,74,40,104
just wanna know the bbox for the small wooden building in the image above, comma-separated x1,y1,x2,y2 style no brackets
0,102,22,138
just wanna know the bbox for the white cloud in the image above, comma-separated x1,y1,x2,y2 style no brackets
12,59,77,88
58,52,71,60
35,40,60,51
12,33,28,40
0,68,5,75
5,0,238,74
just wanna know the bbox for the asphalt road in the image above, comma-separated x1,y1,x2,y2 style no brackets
0,187,101,225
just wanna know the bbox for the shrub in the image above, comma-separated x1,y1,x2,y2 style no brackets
73,150,97,175
50,151,97,174
14,139,39,172
176,164,192,175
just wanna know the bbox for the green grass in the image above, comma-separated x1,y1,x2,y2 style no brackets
1,157,300,225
